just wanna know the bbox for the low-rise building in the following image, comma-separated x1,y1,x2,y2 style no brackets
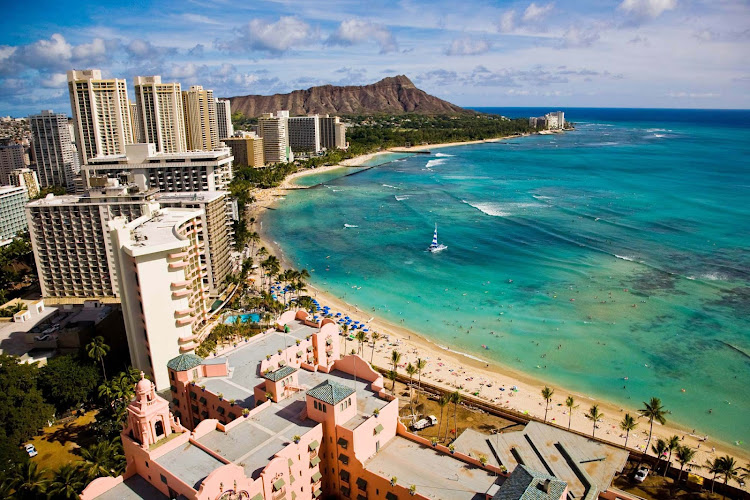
0,185,29,245
223,132,265,167
81,309,507,500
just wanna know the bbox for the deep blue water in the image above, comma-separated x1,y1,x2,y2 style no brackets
265,109,750,449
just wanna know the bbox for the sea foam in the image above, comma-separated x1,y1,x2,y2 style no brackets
425,158,447,169
435,153,454,157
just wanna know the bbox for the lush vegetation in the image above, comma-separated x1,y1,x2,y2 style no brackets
0,233,36,305
32,186,67,200
0,335,147,498
345,113,534,153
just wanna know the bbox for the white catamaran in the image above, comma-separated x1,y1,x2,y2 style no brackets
427,224,447,253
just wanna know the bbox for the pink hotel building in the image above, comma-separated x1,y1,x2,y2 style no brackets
81,310,570,500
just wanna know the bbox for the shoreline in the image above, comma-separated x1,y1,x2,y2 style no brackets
247,137,750,471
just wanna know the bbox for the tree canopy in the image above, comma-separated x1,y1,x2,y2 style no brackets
38,355,100,414
0,355,54,472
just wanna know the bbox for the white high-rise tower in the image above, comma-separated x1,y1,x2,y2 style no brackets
67,69,133,165
134,76,187,153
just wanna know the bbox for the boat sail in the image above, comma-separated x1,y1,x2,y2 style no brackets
427,224,447,253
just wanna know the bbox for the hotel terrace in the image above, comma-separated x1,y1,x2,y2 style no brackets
81,310,631,500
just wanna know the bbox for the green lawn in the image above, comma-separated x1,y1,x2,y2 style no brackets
29,410,99,475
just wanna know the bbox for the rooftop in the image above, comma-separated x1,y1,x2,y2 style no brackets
307,379,355,405
197,392,315,479
493,465,567,500
167,353,203,372
91,475,167,500
155,191,228,204
127,208,202,250
154,441,225,490
452,422,629,499
263,365,297,382
365,435,498,500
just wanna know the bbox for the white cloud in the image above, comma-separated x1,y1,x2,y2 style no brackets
667,91,719,98
445,38,492,56
327,19,398,53
561,27,601,47
523,2,554,22
619,0,677,19
498,10,516,33
222,17,316,54
40,73,68,88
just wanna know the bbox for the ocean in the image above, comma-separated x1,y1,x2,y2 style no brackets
263,108,750,450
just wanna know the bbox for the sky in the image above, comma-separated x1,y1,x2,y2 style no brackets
1,0,749,116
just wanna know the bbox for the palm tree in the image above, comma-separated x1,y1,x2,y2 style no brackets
388,370,397,394
652,438,668,475
717,455,740,497
10,461,47,500
638,397,669,460
79,440,124,479
565,396,578,430
248,231,260,257
86,336,110,381
355,330,367,355
664,435,681,476
47,463,84,499
437,395,449,442
391,350,402,374
416,358,427,398
619,413,638,448
675,445,696,482
541,386,554,422
370,332,380,363
450,390,462,442
405,363,417,415
584,404,603,438
705,457,722,494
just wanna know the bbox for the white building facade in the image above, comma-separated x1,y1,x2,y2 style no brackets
134,76,187,154
67,69,133,165
0,185,29,245
109,207,210,389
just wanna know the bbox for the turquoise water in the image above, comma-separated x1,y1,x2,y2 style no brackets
224,313,260,324
264,109,750,449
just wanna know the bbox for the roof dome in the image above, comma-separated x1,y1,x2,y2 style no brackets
135,372,153,394
167,353,203,372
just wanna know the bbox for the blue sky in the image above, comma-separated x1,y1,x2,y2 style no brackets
1,0,749,116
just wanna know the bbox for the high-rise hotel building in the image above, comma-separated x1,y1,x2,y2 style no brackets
258,111,293,164
67,70,133,166
182,85,219,151
29,110,80,190
26,179,233,303
134,76,187,153
215,98,234,139
109,207,211,389
288,115,321,154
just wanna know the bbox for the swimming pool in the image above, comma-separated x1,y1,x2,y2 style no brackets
224,313,260,324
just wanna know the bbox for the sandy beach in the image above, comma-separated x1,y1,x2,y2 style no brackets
246,139,750,478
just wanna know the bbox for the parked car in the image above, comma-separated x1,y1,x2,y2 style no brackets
24,444,38,457
634,466,649,482
412,415,438,430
